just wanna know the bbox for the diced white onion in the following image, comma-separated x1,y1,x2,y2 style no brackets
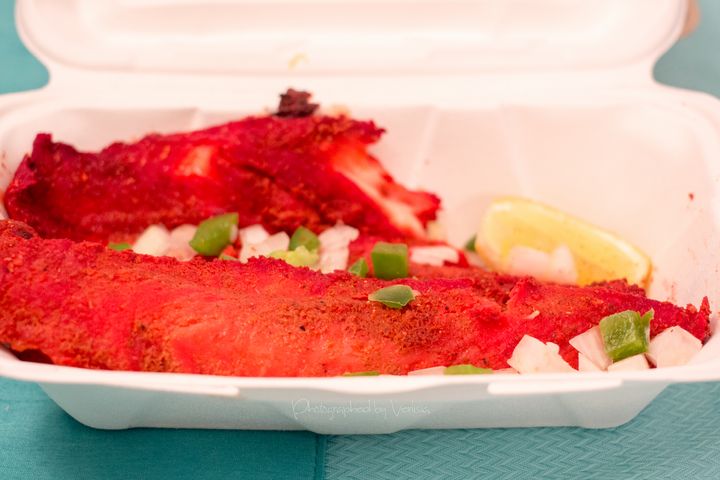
569,326,612,370
407,366,446,376
318,224,359,250
238,224,269,247
0,203,7,220
607,354,650,372
165,224,198,261
261,232,290,253
238,224,276,262
505,246,553,279
317,224,359,273
410,246,460,267
319,248,349,274
507,335,576,373
548,245,579,285
509,336,548,372
132,225,170,256
646,326,702,368
241,232,290,262
505,245,578,285
578,353,603,372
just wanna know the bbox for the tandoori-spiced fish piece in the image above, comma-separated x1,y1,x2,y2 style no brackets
0,220,709,376
4,94,439,243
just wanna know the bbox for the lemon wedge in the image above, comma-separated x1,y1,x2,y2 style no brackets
474,197,652,288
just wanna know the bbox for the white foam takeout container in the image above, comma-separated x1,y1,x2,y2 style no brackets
2,0,720,434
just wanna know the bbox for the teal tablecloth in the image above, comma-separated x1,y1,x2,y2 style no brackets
2,1,720,479
0,380,325,480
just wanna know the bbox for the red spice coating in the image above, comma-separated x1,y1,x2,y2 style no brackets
0,220,709,376
4,115,440,243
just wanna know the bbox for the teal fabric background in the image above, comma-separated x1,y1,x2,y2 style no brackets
655,0,720,97
0,378,325,479
326,382,720,479
2,1,720,479
0,0,45,93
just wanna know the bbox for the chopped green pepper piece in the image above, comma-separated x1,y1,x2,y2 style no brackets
269,246,319,267
599,309,653,362
444,364,493,375
189,212,239,256
289,226,320,252
108,242,132,251
342,371,380,377
348,258,369,278
368,285,415,309
463,235,477,252
371,242,408,279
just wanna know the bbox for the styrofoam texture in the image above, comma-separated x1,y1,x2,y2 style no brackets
2,0,720,433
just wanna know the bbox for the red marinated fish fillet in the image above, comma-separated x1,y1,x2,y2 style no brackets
0,221,709,376
4,114,439,243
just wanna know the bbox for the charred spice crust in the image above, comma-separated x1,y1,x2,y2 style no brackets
275,89,319,118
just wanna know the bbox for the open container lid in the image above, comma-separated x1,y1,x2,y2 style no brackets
17,0,687,77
